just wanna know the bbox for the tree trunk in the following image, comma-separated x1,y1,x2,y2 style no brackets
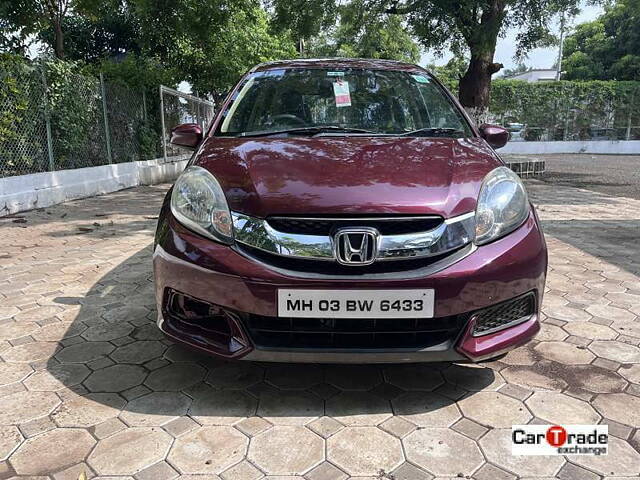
458,54,502,112
53,19,64,59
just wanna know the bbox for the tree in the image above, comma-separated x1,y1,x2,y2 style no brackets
0,0,94,58
427,56,468,90
563,0,640,81
309,0,420,62
366,0,582,112
270,0,337,54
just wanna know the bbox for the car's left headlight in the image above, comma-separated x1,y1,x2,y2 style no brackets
170,166,233,244
474,166,530,245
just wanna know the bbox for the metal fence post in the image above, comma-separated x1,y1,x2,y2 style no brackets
142,89,147,123
626,90,635,141
40,69,55,172
100,73,113,164
160,86,167,163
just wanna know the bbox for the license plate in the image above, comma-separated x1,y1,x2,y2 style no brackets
278,289,434,319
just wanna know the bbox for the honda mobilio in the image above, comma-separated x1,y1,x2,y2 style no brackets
153,58,547,363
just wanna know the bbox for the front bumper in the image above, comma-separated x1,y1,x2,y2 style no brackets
153,207,547,363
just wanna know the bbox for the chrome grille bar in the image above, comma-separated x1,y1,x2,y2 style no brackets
232,211,475,262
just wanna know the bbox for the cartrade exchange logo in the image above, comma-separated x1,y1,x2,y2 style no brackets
512,425,608,456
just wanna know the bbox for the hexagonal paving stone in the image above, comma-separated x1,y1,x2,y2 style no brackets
53,392,125,427
82,322,134,342
593,393,640,427
612,320,640,338
563,365,627,393
10,428,95,475
564,321,618,340
257,391,323,425
480,428,564,477
84,364,147,392
23,364,90,391
392,392,461,427
265,364,323,390
1,341,60,363
526,392,600,424
0,390,60,424
618,364,640,384
324,365,383,391
501,364,567,391
328,426,402,476
110,340,166,364
0,321,38,341
0,426,22,460
55,341,114,363
250,426,323,475
0,362,32,386
145,363,206,391
325,391,392,426
536,323,568,342
443,364,504,391
535,341,595,364
120,391,191,426
189,386,257,424
168,426,248,474
546,305,591,322
403,428,483,477
586,304,635,323
384,365,444,391
589,340,640,363
88,427,172,475
31,321,84,342
458,392,531,428
569,436,640,476
501,347,538,366
206,362,264,389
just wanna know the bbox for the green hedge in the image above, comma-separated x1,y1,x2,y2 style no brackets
489,80,640,140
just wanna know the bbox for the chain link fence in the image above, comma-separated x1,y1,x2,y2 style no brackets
1,64,214,178
160,86,215,162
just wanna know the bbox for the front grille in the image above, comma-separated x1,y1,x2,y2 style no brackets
472,292,536,336
266,215,443,236
243,314,466,349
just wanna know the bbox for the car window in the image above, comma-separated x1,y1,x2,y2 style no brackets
217,68,471,137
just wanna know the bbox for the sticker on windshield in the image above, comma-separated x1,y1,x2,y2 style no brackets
327,71,345,77
333,80,351,107
412,74,429,83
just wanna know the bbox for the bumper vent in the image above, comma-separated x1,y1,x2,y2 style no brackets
243,314,466,350
472,292,536,337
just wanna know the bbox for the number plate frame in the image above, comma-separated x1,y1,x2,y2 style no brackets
277,289,435,319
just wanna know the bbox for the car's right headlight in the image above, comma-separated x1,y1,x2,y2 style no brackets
170,166,233,244
474,166,529,245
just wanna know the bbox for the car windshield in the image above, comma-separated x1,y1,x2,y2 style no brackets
216,67,472,138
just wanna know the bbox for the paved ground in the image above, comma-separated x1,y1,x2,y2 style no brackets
505,154,640,199
1,179,640,480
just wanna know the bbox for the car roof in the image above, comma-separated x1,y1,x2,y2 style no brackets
250,58,427,73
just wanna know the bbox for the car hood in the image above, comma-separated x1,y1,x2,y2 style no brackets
195,136,503,218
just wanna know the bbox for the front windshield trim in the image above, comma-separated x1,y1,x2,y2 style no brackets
214,66,475,139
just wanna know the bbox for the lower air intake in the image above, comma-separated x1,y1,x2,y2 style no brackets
472,292,536,337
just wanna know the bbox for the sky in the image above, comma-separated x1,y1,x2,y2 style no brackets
420,2,604,71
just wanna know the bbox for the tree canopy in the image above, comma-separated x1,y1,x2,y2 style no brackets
563,0,640,81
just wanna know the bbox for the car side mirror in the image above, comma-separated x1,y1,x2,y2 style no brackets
479,124,509,149
170,123,203,150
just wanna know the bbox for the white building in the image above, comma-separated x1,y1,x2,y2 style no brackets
503,69,558,82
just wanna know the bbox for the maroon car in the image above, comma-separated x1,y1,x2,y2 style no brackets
153,58,547,363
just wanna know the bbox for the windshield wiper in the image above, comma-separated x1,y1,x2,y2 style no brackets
400,127,466,138
238,126,378,137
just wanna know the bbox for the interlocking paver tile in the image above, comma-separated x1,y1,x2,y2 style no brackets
188,386,257,424
205,363,263,389
0,363,32,386
23,364,90,391
328,426,402,476
52,392,125,427
324,365,383,391
88,427,172,475
265,364,323,390
593,393,640,427
84,364,147,392
1,341,60,363
443,363,504,391
500,364,567,391
569,436,640,476
392,392,461,427
458,391,531,427
9,428,95,475
0,390,60,424
257,391,323,425
534,341,595,364
403,428,483,477
249,425,323,475
0,426,22,460
120,391,191,426
384,365,444,391
526,391,601,424
55,341,114,364
325,391,392,426
589,340,640,363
